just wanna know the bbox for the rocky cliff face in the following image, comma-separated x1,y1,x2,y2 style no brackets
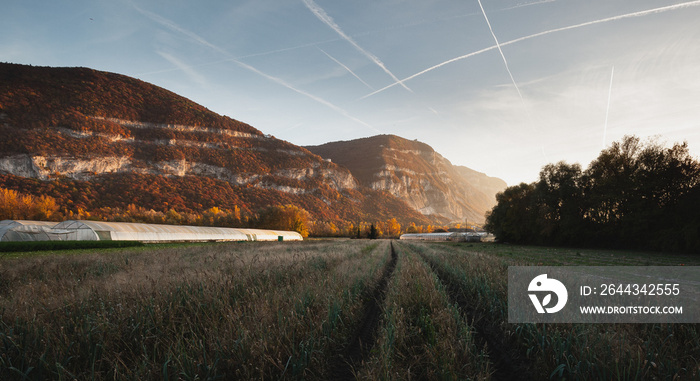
0,63,357,193
0,63,433,225
0,111,359,194
0,151,358,193
306,135,507,223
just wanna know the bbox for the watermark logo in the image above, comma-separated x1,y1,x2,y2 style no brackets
509,267,699,323
528,274,568,313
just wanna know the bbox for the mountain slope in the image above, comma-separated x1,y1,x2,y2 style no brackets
0,63,432,225
305,135,506,223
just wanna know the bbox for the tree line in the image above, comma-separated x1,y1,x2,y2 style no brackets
485,136,700,252
2,186,451,239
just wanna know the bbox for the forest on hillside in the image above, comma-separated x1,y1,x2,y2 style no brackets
0,181,444,239
485,136,700,253
0,63,443,229
0,63,260,134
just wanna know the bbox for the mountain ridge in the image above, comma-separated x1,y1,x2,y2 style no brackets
0,62,504,227
305,135,506,223
0,62,434,226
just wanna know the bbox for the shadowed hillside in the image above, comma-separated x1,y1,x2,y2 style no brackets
306,135,506,223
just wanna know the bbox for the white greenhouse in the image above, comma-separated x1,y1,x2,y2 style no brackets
1,220,303,243
0,220,60,242
399,232,481,242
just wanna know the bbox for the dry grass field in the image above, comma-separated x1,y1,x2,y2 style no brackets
1,240,699,380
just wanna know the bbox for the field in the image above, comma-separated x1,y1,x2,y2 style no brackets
1,240,699,380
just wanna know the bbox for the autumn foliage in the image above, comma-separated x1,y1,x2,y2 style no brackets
0,63,440,233
0,188,59,221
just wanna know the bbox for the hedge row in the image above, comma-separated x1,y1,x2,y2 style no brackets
0,240,144,253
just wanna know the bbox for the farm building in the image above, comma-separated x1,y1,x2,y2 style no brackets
0,220,60,242
399,232,482,242
0,220,303,242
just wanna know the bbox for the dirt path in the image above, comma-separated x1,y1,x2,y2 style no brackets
415,247,532,381
329,241,398,380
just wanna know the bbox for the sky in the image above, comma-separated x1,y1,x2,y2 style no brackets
3,0,700,186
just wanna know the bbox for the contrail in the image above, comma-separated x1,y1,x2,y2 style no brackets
360,0,700,99
233,59,380,132
156,51,208,86
138,39,341,77
477,0,524,101
603,66,614,149
501,0,556,12
317,47,374,90
132,3,378,132
301,0,412,92
359,45,496,100
478,0,546,158
504,0,700,46
141,0,557,79
132,5,229,57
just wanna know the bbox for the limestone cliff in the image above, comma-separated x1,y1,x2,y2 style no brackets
306,135,507,223
0,63,431,225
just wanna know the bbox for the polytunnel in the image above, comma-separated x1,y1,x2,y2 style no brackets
399,232,455,241
399,232,481,242
0,220,60,242
51,220,303,242
233,228,304,242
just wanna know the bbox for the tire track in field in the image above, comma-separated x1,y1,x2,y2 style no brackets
414,245,532,381
329,241,398,381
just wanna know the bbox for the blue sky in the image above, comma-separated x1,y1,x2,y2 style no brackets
3,0,700,185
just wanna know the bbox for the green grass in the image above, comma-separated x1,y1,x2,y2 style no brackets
1,240,698,380
0,240,257,259
0,240,144,254
446,241,700,266
359,243,490,380
407,241,700,380
0,239,392,380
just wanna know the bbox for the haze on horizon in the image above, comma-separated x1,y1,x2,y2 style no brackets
2,0,699,186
